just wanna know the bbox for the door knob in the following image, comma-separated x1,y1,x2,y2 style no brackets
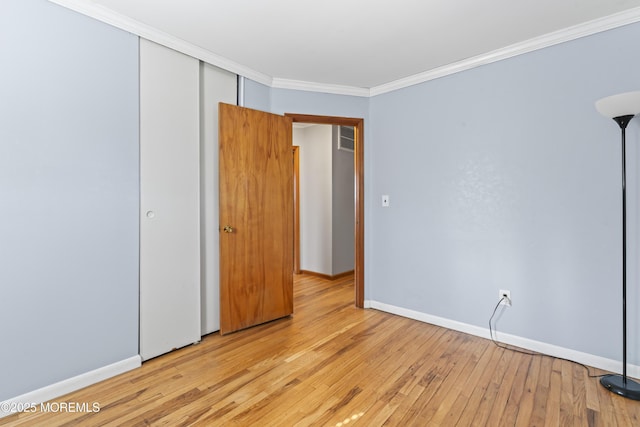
223,225,234,233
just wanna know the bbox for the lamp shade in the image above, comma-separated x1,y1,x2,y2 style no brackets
595,91,640,119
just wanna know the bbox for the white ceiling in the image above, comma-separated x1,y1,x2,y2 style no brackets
53,0,640,93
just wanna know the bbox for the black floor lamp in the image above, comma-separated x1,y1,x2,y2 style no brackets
596,90,640,400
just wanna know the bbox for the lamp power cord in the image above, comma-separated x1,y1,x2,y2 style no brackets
488,296,606,379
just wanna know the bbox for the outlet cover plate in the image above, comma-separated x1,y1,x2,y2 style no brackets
499,289,511,306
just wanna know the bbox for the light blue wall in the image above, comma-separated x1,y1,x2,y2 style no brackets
369,22,640,363
243,79,272,112
0,0,139,400
270,88,370,121
244,79,370,120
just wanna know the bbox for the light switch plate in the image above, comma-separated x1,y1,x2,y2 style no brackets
382,195,390,207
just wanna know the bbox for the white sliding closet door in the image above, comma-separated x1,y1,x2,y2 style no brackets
140,39,200,360
199,64,237,335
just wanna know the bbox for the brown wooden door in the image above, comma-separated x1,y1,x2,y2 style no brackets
219,103,294,335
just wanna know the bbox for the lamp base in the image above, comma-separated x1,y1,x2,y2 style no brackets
600,374,640,400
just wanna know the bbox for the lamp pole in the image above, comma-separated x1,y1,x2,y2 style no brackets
596,91,640,399
615,115,633,387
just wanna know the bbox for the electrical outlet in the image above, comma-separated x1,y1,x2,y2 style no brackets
499,289,511,306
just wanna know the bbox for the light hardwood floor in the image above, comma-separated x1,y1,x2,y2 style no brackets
3,274,640,426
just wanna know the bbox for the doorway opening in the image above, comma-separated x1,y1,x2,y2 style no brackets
286,113,364,308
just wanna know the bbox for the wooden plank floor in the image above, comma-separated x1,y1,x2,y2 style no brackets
3,274,640,426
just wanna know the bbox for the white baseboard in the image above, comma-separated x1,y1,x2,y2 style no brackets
0,355,141,419
369,301,640,380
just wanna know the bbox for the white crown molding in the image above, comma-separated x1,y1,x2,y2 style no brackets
48,1,640,97
272,78,370,98
370,6,640,96
47,0,273,86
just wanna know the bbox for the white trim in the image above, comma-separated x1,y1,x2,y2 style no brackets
369,300,640,380
272,78,370,98
47,0,640,97
0,355,141,419
370,6,640,96
47,0,272,86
